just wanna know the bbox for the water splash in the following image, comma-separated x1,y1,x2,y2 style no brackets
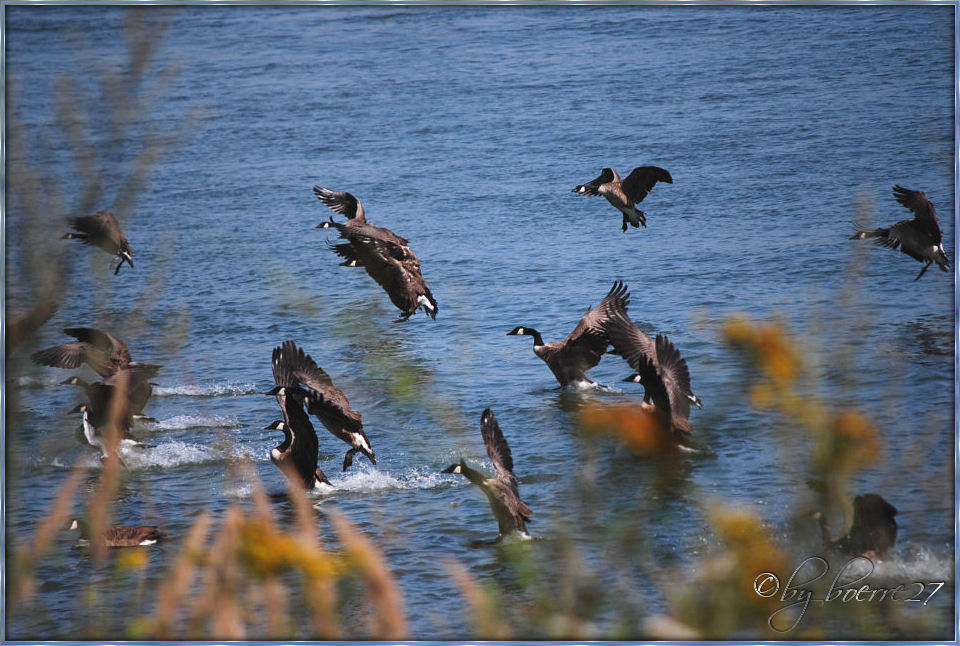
329,465,447,493
152,381,260,397
118,441,221,471
147,415,244,430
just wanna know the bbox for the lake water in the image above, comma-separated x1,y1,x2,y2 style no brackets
3,4,955,640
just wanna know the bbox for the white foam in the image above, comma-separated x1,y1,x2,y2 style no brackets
152,382,259,397
148,415,243,431
330,466,447,493
118,441,220,471
16,375,64,388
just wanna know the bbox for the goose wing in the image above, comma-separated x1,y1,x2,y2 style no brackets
620,166,673,204
343,223,411,253
559,280,631,369
604,311,657,382
275,340,363,432
480,408,515,477
654,334,693,433
313,186,363,220
69,211,121,237
64,327,131,364
573,167,616,196
893,185,942,241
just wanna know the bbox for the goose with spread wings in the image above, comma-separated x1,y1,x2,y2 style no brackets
572,166,673,232
605,312,698,443
443,408,532,541
63,210,134,274
850,185,949,280
33,328,160,421
314,186,438,321
507,280,630,388
269,340,374,473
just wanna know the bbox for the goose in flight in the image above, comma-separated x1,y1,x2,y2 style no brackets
851,185,949,280
572,166,673,232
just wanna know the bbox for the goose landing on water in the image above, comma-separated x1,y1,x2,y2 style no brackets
816,493,898,561
572,166,673,232
605,311,699,445
507,280,629,389
851,185,949,281
264,420,334,493
268,341,375,472
62,210,134,274
314,186,438,321
442,408,532,543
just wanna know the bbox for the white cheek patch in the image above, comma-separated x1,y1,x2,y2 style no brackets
453,465,462,474
516,327,525,335
271,448,282,461
417,295,435,310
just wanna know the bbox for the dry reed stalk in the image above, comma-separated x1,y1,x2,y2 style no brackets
445,559,512,640
328,509,407,640
151,511,212,638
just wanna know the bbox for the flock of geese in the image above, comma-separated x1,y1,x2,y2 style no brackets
23,171,941,551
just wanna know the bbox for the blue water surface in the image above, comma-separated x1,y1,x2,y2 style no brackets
3,4,955,640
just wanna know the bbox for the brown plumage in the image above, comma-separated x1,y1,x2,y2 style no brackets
269,340,374,472
507,280,630,388
605,312,697,442
572,166,673,231
850,185,949,280
443,408,532,540
63,210,134,274
817,493,898,560
314,186,438,321
70,519,163,547
33,328,160,421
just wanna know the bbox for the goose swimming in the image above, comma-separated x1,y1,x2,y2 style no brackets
507,280,629,388
572,166,673,231
68,518,163,547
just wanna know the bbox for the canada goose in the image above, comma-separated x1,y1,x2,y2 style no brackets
68,518,163,547
314,186,438,321
34,328,159,418
31,327,158,378
70,403,149,460
605,311,697,442
442,408,532,541
268,341,375,472
816,494,898,560
572,166,673,231
62,374,156,424
63,210,134,274
851,185,949,280
617,326,702,410
507,280,629,388
264,420,333,493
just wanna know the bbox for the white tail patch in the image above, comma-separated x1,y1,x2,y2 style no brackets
417,294,434,311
